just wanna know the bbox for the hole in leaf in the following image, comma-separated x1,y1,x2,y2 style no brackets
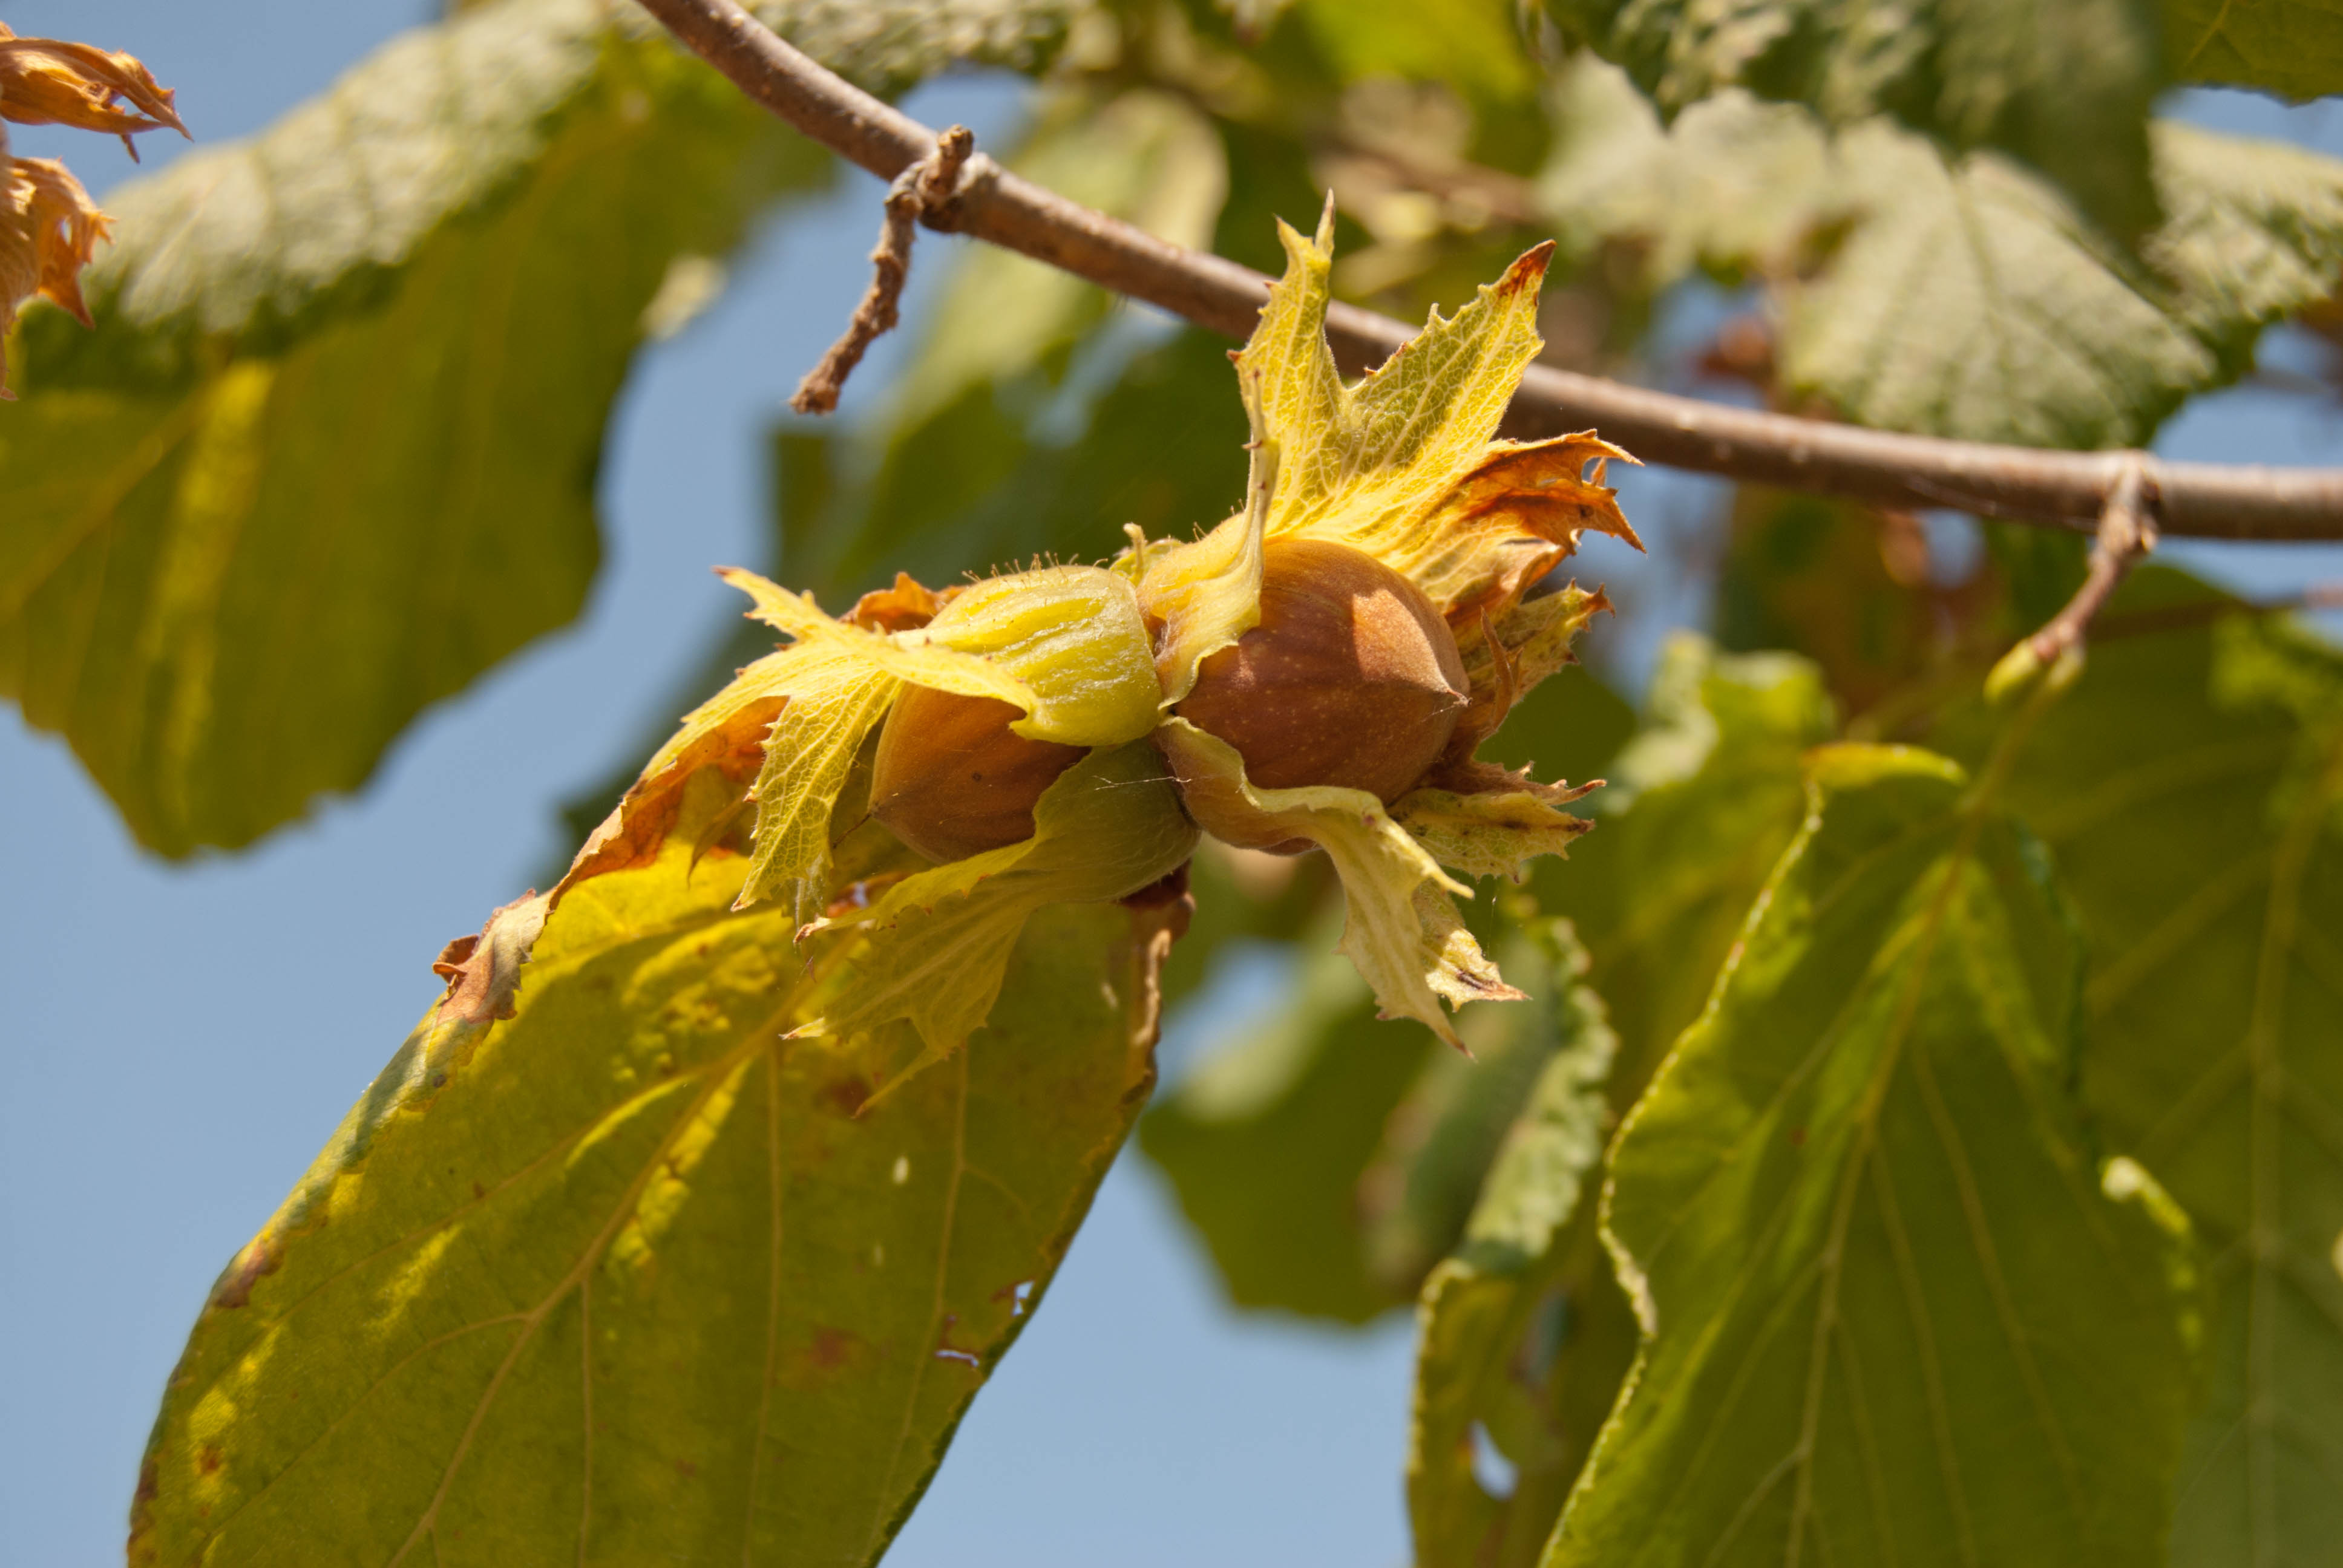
1470,1421,1517,1500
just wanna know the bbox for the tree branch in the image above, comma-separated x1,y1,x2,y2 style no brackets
636,0,2343,544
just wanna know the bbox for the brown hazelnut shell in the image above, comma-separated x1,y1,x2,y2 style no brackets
869,687,1086,863
1173,537,1467,812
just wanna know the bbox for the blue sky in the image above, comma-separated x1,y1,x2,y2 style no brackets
2,5,2340,1565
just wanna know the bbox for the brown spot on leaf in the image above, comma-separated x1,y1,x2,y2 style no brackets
816,1074,872,1119
429,893,551,1027
824,871,908,920
554,694,786,899
195,1446,223,1477
1493,240,1554,296
933,1312,985,1368
211,1236,283,1309
1118,860,1194,943
1117,892,1190,1085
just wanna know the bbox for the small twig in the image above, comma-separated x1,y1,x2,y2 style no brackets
789,124,974,414
1987,454,2160,699
2034,456,2161,661
635,0,2343,541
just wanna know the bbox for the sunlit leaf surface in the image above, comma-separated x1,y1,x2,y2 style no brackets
131,794,1174,1566
1550,746,2192,1568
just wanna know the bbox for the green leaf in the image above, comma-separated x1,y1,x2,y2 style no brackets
2166,0,2343,98
1409,920,1619,1568
1544,0,2164,239
1396,638,1831,1554
1139,921,1438,1324
0,0,1078,855
1289,0,1543,114
1549,745,2194,1568
1139,645,1781,1338
1936,572,2343,1568
1354,913,1602,1296
1536,635,1835,1085
1540,59,2343,448
1714,488,1962,718
1139,890,1616,1331
131,782,1176,1567
808,741,1200,1074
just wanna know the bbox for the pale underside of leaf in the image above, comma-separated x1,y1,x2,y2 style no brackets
1543,0,2163,239
1793,117,2343,448
1539,59,2343,450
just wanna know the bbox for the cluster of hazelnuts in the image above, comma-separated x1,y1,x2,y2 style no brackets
870,536,1465,863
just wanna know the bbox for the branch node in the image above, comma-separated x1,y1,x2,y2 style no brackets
1987,453,2161,702
789,124,977,416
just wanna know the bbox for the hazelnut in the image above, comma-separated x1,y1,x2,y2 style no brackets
1174,537,1467,806
870,687,1086,863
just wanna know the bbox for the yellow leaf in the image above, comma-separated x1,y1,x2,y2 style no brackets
1390,783,1595,883
1156,718,1518,1048
1134,371,1278,705
556,642,848,900
718,563,1159,746
735,646,903,921
799,740,1198,1086
1234,212,1643,624
1450,582,1614,754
